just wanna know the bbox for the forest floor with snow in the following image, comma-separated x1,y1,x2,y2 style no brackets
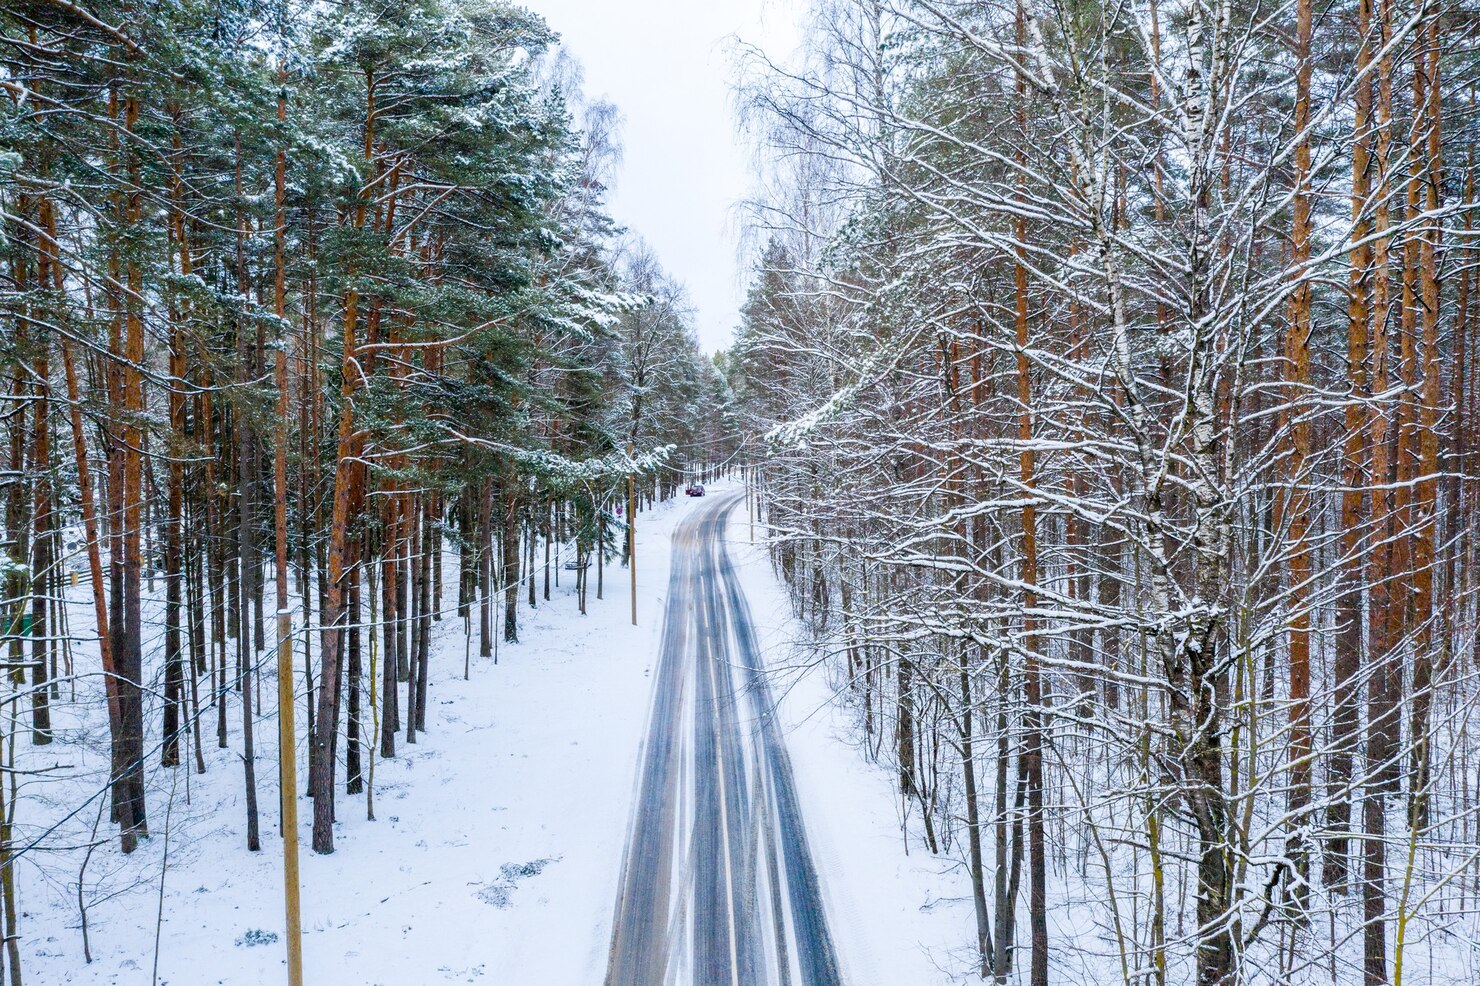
21,483,975,985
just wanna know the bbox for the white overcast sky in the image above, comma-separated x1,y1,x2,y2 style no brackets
523,0,804,353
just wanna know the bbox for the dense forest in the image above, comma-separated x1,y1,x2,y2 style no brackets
6,0,1480,983
0,0,731,980
728,0,1477,984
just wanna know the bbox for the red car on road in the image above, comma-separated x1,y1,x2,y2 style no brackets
685,484,705,497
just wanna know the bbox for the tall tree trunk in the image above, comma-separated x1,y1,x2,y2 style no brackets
1282,0,1315,893
347,565,363,794
234,132,262,852
116,88,149,850
1361,2,1398,979
1012,16,1049,977
1328,0,1375,891
503,482,520,642
1405,9,1444,826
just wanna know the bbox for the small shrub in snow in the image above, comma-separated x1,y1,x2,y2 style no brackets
474,857,558,909
499,858,551,880
234,929,278,948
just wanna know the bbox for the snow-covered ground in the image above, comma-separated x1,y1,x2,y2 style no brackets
22,481,970,985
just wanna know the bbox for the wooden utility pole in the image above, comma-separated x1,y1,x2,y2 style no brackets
628,467,637,626
273,64,304,986
747,463,754,542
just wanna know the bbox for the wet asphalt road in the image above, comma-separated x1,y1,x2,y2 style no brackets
605,494,844,986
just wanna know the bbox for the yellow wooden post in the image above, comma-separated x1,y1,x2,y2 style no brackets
628,471,637,626
278,611,303,986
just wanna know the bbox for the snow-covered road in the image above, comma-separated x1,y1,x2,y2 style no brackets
605,494,842,986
